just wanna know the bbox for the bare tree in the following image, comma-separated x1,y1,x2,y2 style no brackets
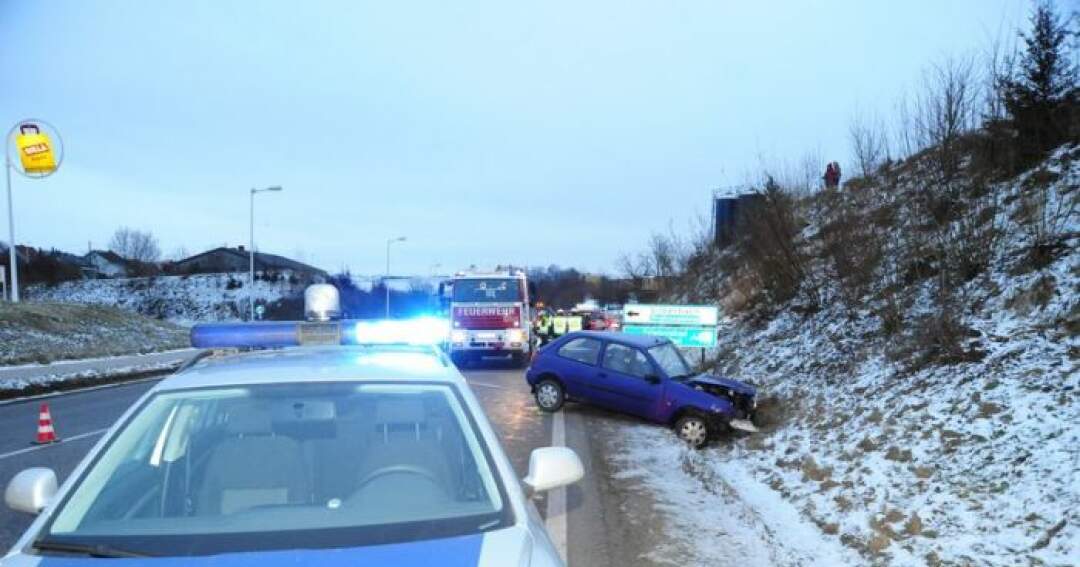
850,108,890,178
169,246,190,261
914,56,979,184
893,88,919,159
109,227,161,263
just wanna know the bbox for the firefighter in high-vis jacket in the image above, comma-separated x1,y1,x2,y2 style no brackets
550,309,583,338
534,306,554,346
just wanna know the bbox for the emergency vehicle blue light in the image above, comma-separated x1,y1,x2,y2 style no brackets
190,322,303,349
350,317,449,345
190,318,450,349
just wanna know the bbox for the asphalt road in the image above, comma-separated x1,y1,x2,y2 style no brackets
0,362,657,566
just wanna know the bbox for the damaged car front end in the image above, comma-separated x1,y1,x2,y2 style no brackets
684,374,759,433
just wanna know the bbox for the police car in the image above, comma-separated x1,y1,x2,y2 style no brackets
2,286,583,566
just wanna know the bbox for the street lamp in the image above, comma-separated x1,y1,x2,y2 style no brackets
385,236,406,318
249,186,282,321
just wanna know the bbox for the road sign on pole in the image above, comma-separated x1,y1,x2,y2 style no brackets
621,303,719,349
622,304,719,326
5,119,64,303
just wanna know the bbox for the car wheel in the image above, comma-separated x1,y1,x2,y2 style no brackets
535,379,565,412
675,414,710,448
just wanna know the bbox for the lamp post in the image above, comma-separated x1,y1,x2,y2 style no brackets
385,236,406,318
249,186,282,320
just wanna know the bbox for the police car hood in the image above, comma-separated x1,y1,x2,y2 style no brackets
5,526,549,567
688,373,757,397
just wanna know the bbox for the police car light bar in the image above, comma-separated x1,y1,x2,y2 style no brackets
190,318,450,349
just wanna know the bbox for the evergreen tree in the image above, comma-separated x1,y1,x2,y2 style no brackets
1001,1,1078,163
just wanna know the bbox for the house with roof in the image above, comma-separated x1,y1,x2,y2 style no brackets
84,250,132,278
173,246,326,279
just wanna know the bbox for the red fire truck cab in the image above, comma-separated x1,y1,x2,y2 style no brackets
445,270,534,367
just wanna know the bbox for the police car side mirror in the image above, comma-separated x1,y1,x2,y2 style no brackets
523,447,584,494
5,468,57,515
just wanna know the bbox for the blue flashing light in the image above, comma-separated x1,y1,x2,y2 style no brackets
190,322,303,349
350,317,449,346
190,317,450,349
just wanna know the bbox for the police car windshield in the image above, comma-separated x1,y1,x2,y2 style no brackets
452,279,521,302
41,382,511,556
649,343,692,379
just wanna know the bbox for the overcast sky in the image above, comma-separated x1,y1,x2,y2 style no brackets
1,1,1032,275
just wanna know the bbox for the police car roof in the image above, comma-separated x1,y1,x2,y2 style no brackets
563,330,670,349
157,345,458,391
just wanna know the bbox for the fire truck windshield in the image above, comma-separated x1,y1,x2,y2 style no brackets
452,279,522,303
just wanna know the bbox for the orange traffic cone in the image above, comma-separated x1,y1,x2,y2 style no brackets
34,403,59,444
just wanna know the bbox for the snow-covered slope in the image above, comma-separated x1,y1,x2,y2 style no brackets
0,303,187,368
26,271,312,324
637,146,1078,565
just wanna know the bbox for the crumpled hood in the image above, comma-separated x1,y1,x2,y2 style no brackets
688,374,757,397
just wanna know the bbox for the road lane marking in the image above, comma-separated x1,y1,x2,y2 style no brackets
0,428,108,461
546,410,568,563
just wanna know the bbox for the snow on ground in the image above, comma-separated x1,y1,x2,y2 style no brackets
707,301,1077,566
0,350,194,392
27,271,309,323
631,146,1078,565
0,303,188,367
608,422,863,566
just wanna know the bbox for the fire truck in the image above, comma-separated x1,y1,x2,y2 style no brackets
443,269,534,367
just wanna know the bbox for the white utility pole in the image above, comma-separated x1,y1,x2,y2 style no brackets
385,236,406,318
4,151,16,302
249,186,282,320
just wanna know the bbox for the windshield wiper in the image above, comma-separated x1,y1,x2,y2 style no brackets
33,539,154,558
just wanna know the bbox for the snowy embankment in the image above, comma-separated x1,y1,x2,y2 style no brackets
608,423,862,566
0,349,197,394
624,147,1078,566
0,302,188,372
27,271,307,323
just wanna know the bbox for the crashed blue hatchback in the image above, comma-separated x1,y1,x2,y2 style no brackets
525,331,758,447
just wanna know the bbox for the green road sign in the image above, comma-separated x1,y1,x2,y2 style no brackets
622,304,718,326
623,324,717,348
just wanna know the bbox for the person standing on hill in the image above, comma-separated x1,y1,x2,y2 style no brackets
824,162,838,188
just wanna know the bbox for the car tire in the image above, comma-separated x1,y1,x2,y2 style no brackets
534,379,565,412
674,413,711,449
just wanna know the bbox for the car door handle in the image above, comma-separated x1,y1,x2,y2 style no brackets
597,372,607,378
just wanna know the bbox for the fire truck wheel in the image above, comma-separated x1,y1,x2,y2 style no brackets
511,352,528,368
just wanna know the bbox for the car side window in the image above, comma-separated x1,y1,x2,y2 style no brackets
557,337,602,365
602,343,654,379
